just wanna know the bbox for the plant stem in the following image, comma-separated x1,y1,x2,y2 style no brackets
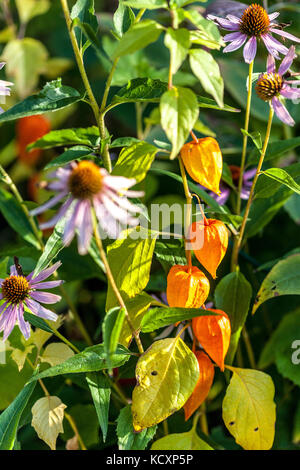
236,60,254,215
231,107,274,271
59,0,112,173
65,412,87,450
44,319,80,354
242,327,256,369
199,402,209,435
91,209,144,354
179,157,193,269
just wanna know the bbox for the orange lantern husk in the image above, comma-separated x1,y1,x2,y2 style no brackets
180,137,223,195
17,115,51,166
166,265,210,309
189,219,228,279
184,350,215,421
192,309,231,371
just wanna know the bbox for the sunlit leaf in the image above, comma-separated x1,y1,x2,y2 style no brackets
31,396,67,450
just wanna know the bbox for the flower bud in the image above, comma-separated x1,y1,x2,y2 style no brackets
166,265,210,309
189,219,228,278
180,137,223,195
184,350,215,421
192,309,231,371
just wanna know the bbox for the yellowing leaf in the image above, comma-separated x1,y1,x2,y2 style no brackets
30,317,64,352
15,0,50,23
151,426,213,450
222,367,276,450
119,293,154,347
31,396,67,450
40,343,74,367
10,345,35,371
132,338,199,431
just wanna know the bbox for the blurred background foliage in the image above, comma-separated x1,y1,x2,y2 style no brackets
0,0,299,449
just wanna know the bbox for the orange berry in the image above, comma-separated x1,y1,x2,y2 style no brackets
192,309,231,371
189,218,228,278
180,137,223,195
166,264,210,309
16,115,51,166
184,350,215,421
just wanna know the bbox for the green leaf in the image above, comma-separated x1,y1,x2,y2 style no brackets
0,375,37,449
44,145,93,170
241,129,262,151
141,307,219,333
102,307,126,369
160,86,199,159
260,168,300,195
276,345,300,387
28,344,131,382
106,227,157,310
252,254,300,314
15,0,50,23
151,427,213,450
70,0,98,48
222,367,276,450
184,9,223,50
132,338,199,431
113,1,135,37
112,141,158,183
0,79,82,123
33,215,68,276
214,272,252,365
28,127,100,150
119,292,154,347
23,312,53,334
189,49,224,108
123,0,168,9
248,137,300,166
284,193,300,224
110,137,141,148
0,187,40,249
86,372,111,442
164,28,190,75
111,20,163,60
154,239,186,273
117,405,157,450
2,38,48,97
258,309,300,369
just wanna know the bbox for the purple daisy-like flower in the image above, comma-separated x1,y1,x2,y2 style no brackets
0,63,13,113
255,46,300,126
207,3,300,64
0,260,63,341
30,160,144,255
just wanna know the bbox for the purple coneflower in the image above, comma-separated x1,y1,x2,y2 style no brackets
207,3,300,63
255,46,300,126
0,63,13,112
30,161,144,255
0,261,63,341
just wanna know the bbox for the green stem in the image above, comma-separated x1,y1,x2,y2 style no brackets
236,60,254,215
231,107,274,271
91,209,144,354
44,319,80,354
65,412,87,450
199,402,209,435
178,157,193,269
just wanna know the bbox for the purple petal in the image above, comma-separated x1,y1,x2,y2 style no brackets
278,46,296,75
63,200,82,247
25,298,58,321
17,304,30,340
93,199,120,239
2,304,17,341
77,200,93,255
244,167,257,181
223,31,245,42
267,54,276,74
270,28,300,44
280,85,300,99
215,187,231,205
39,197,73,230
272,97,295,126
103,188,143,214
31,261,62,284
226,15,241,24
0,302,10,329
10,265,17,276
30,291,61,304
262,34,289,57
268,12,280,22
223,34,247,53
29,280,64,290
240,187,251,200
206,14,239,31
30,192,67,217
243,37,257,64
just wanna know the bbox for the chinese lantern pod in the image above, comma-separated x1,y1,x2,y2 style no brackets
166,265,210,309
184,350,215,421
189,219,228,279
180,137,223,195
192,309,231,371
16,115,51,166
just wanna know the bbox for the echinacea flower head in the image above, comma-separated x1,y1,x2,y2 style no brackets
0,62,13,112
255,46,300,126
0,260,63,341
30,161,144,255
207,3,300,63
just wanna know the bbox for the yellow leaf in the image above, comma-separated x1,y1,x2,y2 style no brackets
10,345,35,371
40,343,74,367
31,396,67,450
151,428,213,450
132,338,199,431
222,366,276,450
119,293,153,347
